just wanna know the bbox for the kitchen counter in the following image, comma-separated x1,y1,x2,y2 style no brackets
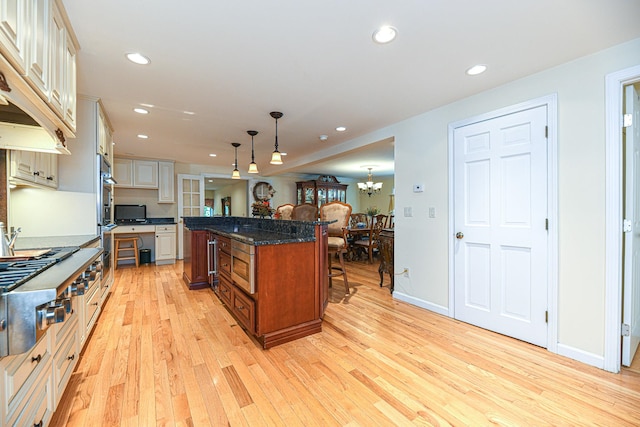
15,234,100,250
183,216,327,245
115,217,176,226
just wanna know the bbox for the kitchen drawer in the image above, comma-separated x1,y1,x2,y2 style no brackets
218,235,231,254
217,276,233,307
219,250,231,278
114,224,155,233
2,333,51,415
53,316,79,406
155,225,176,233
6,360,53,427
84,279,101,334
232,288,255,333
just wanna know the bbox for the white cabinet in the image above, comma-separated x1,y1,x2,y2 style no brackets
24,0,50,96
134,159,158,188
155,224,176,264
113,157,133,186
0,332,54,427
9,149,58,188
158,161,174,203
48,0,64,118
114,158,159,189
0,0,27,73
97,102,113,160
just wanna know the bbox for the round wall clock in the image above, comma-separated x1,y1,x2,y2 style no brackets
253,181,274,201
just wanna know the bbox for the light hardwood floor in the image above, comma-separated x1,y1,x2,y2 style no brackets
51,259,640,426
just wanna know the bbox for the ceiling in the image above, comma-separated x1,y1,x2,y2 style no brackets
62,0,640,179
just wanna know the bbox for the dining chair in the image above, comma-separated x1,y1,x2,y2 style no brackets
292,203,318,221
350,213,369,229
275,203,294,220
352,214,387,263
320,201,352,295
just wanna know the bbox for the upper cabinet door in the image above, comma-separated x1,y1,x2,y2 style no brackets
63,27,76,130
113,158,133,187
48,1,65,116
133,160,158,188
0,0,27,73
24,0,50,98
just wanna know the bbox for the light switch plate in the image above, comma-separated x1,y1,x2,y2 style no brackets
429,207,436,218
404,207,413,217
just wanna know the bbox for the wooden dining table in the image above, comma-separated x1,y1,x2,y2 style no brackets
343,226,371,260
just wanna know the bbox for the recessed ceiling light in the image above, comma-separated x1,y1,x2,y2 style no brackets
466,64,487,76
209,153,217,157
137,134,149,139
133,107,149,114
372,26,397,44
126,52,150,65
336,126,346,132
184,111,195,115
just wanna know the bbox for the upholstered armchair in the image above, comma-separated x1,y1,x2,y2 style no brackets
275,204,294,220
292,203,318,221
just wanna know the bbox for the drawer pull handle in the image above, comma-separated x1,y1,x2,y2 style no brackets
34,421,43,427
31,354,42,363
222,263,228,267
68,354,75,361
92,302,99,306
221,289,229,293
237,305,245,310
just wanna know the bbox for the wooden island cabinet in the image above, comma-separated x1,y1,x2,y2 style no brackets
183,217,328,348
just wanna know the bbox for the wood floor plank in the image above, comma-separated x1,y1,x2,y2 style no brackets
50,260,640,426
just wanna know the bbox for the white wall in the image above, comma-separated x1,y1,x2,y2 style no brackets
359,37,640,362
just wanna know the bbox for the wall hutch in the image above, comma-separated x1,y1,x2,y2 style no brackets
296,175,348,208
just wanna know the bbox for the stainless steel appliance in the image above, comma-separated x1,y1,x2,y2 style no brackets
231,240,255,294
98,154,116,231
0,247,102,357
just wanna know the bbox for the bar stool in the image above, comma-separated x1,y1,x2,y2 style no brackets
320,201,352,295
114,237,139,269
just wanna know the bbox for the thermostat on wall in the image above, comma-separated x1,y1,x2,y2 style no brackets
413,184,424,193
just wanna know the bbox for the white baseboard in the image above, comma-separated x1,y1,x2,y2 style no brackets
393,292,449,316
556,343,605,370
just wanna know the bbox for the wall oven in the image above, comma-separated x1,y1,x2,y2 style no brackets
231,240,255,294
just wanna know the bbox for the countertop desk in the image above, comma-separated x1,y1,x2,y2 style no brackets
112,222,177,265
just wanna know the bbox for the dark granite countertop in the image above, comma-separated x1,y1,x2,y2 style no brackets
183,216,329,246
115,217,176,225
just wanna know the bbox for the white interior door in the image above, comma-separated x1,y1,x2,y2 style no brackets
453,105,548,347
623,84,640,366
177,174,204,259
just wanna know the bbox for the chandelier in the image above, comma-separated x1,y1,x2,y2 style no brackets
358,167,382,196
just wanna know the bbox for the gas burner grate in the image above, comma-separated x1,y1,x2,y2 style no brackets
0,247,80,293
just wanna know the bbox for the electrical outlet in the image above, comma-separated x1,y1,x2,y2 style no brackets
403,268,409,278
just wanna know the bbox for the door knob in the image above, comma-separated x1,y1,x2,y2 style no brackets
456,232,464,239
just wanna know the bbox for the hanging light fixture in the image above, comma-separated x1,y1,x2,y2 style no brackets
231,142,241,179
247,130,259,173
270,111,283,165
358,167,383,196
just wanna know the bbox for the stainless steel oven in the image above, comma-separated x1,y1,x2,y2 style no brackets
231,240,255,294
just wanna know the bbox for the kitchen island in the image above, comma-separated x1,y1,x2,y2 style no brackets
183,216,328,348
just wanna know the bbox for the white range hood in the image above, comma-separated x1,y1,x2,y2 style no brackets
0,121,70,155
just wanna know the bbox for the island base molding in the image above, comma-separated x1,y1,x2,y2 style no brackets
259,319,323,349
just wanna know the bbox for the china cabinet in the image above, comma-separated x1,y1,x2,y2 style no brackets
296,175,347,209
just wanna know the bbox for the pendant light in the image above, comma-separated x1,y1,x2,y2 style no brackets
231,142,241,179
247,130,259,174
270,111,283,165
